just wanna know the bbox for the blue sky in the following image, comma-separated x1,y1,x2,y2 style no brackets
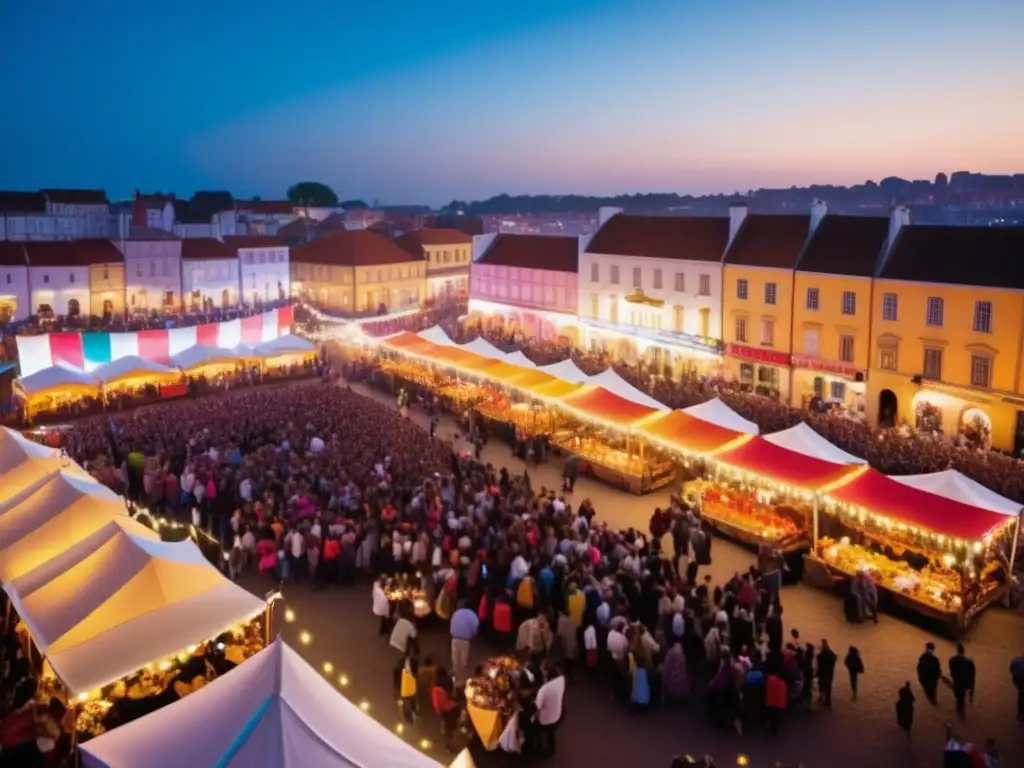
1,0,1021,205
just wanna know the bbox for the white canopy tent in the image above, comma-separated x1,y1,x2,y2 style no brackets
170,344,248,370
92,356,178,384
0,471,140,583
80,637,446,768
537,359,591,384
683,398,759,435
890,469,1022,516
458,337,508,361
504,350,536,368
8,528,265,694
18,364,99,397
763,422,866,465
587,369,669,411
0,427,91,510
417,325,457,347
253,334,316,355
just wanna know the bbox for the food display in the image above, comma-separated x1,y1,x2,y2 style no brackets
550,431,676,494
701,486,805,548
385,573,432,618
464,655,524,748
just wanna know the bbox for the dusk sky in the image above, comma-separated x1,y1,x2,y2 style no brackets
2,0,1021,205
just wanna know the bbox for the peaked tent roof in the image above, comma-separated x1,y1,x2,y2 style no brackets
80,638,441,768
536,359,590,384
763,422,866,465
8,529,264,694
714,436,862,491
682,398,759,434
587,369,669,411
889,470,1021,516
92,356,178,384
641,410,744,455
0,428,92,509
458,337,508,361
560,385,659,427
504,350,536,368
253,334,316,355
417,325,456,347
18,364,99,397
170,344,247,370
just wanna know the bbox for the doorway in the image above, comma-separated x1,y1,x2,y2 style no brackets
878,389,898,428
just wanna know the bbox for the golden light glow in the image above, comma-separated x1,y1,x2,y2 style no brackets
77,692,88,702
159,660,172,671
339,675,349,687
299,630,312,645
419,739,431,750
396,723,404,734
322,662,334,674
737,756,749,767
284,609,296,623
359,700,370,711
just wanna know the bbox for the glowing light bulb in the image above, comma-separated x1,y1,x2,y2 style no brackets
419,739,431,750
339,675,349,687
322,662,334,674
359,701,370,711
284,609,296,623
77,692,89,702
299,630,312,645
737,756,750,767
396,723,404,734
216,642,225,651
159,660,172,671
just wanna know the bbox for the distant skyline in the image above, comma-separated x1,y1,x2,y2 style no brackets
1,0,1022,205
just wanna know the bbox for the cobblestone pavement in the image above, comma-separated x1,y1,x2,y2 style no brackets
245,382,1024,768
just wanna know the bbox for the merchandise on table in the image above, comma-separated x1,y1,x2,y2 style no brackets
465,656,522,715
385,574,432,618
550,432,674,484
700,485,807,549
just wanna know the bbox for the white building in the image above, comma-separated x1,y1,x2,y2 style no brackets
223,236,290,307
234,201,299,235
131,194,175,232
181,238,240,311
0,242,30,321
115,229,183,314
1,190,112,241
173,210,238,239
23,241,93,318
577,206,733,373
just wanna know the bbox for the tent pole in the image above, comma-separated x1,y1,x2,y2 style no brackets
812,497,820,553
1006,513,1021,607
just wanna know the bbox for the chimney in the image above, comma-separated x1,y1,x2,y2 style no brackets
888,205,910,250
598,206,622,228
728,203,747,247
810,199,827,234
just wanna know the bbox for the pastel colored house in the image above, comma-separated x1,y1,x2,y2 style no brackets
394,229,473,303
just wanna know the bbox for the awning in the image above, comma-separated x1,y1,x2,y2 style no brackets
253,334,316,355
504,351,536,368
715,436,863,491
586,369,669,411
0,428,92,510
889,470,1021,517
92,356,179,385
171,345,247,371
485,362,536,382
536,359,591,384
458,337,508,361
763,422,867,465
507,369,561,391
18,364,100,398
527,379,584,400
682,398,759,435
641,410,745,455
827,468,1011,541
417,325,456,347
559,385,659,427
382,331,429,349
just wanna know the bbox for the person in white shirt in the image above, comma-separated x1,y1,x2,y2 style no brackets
372,578,391,637
389,614,418,656
606,625,629,661
533,666,566,756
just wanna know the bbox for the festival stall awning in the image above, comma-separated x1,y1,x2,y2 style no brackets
458,337,508,361
382,331,429,349
714,436,863,491
536,359,591,384
889,470,1021,517
559,385,660,428
505,351,536,368
0,428,92,510
92,356,179,385
0,472,144,583
18,364,100,398
170,344,248,371
456,355,507,373
527,378,584,400
485,362,536,382
421,347,479,366
641,410,745,455
763,422,867,465
587,369,669,411
827,468,1011,541
417,325,456,347
7,529,265,694
682,398,759,435
506,369,560,391
80,638,443,768
253,334,316,355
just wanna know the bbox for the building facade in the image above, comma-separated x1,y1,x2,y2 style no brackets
181,238,241,311
394,229,473,303
0,242,30,321
867,224,1024,454
578,207,730,373
469,233,580,342
234,201,298,235
115,230,183,314
224,236,291,307
23,241,102,318
1,190,112,241
131,193,175,232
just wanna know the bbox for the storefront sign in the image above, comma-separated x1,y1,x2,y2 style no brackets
791,354,860,378
580,317,723,354
725,343,791,367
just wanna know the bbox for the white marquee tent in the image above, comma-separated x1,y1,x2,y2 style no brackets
890,469,1022,516
253,334,316,356
0,427,92,510
91,356,178,384
587,369,669,411
537,359,591,384
18,364,99,397
683,398,759,435
417,325,456,347
458,337,508,361
80,637,451,768
170,344,248,370
7,528,265,694
763,422,866,465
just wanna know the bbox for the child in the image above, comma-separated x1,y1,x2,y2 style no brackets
400,657,419,724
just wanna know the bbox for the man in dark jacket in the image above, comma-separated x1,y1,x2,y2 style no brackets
1012,654,1024,723
948,644,976,719
917,642,942,705
817,639,838,707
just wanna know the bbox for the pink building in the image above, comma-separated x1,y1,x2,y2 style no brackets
469,233,579,342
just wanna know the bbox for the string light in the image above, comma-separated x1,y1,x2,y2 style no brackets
339,675,349,687
737,756,749,766
395,723,404,735
419,739,431,750
322,662,334,674
298,630,312,645
284,609,296,623
359,701,370,711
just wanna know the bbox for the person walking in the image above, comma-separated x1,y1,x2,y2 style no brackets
449,604,479,686
816,639,837,708
765,669,787,737
1011,654,1024,723
895,682,915,740
372,577,391,637
948,643,976,719
844,646,864,701
916,642,941,705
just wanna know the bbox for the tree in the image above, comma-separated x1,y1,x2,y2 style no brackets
287,182,339,207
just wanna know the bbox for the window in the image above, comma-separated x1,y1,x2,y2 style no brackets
136,264,143,277
761,318,775,346
803,328,820,356
926,296,944,327
610,266,620,285
805,287,819,310
735,316,747,343
830,381,846,400
971,355,991,388
4,273,9,285
653,269,662,290
764,282,777,305
590,263,599,282
43,274,49,284
699,307,710,337
839,334,854,362
590,294,599,318
882,292,898,321
674,305,684,332
69,273,75,284
609,295,618,324
878,345,898,371
736,278,747,300
674,272,685,292
923,347,943,379
149,262,156,277
632,267,642,288
698,274,711,295
974,301,992,333
102,267,109,281
841,291,856,315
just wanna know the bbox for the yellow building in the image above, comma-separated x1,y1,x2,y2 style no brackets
89,260,126,318
866,224,1024,453
722,212,814,400
394,229,473,303
290,230,426,315
790,215,890,415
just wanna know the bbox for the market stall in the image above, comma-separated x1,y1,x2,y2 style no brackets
0,426,92,509
171,344,252,376
808,467,1019,632
682,398,759,434
418,324,457,346
640,409,745,458
536,359,591,384
464,656,524,751
384,573,433,618
762,422,867,465
17,364,101,417
92,356,182,396
587,368,669,411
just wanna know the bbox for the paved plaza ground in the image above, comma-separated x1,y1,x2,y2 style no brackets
245,381,1023,767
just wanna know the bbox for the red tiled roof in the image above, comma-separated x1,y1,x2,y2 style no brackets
797,215,889,277
236,200,295,215
223,235,289,250
724,214,811,269
181,238,236,261
277,218,316,238
24,239,124,266
316,213,348,232
881,224,1024,289
394,228,473,258
291,230,423,266
586,214,729,262
477,234,578,273
0,191,47,213
0,242,29,267
40,189,108,205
